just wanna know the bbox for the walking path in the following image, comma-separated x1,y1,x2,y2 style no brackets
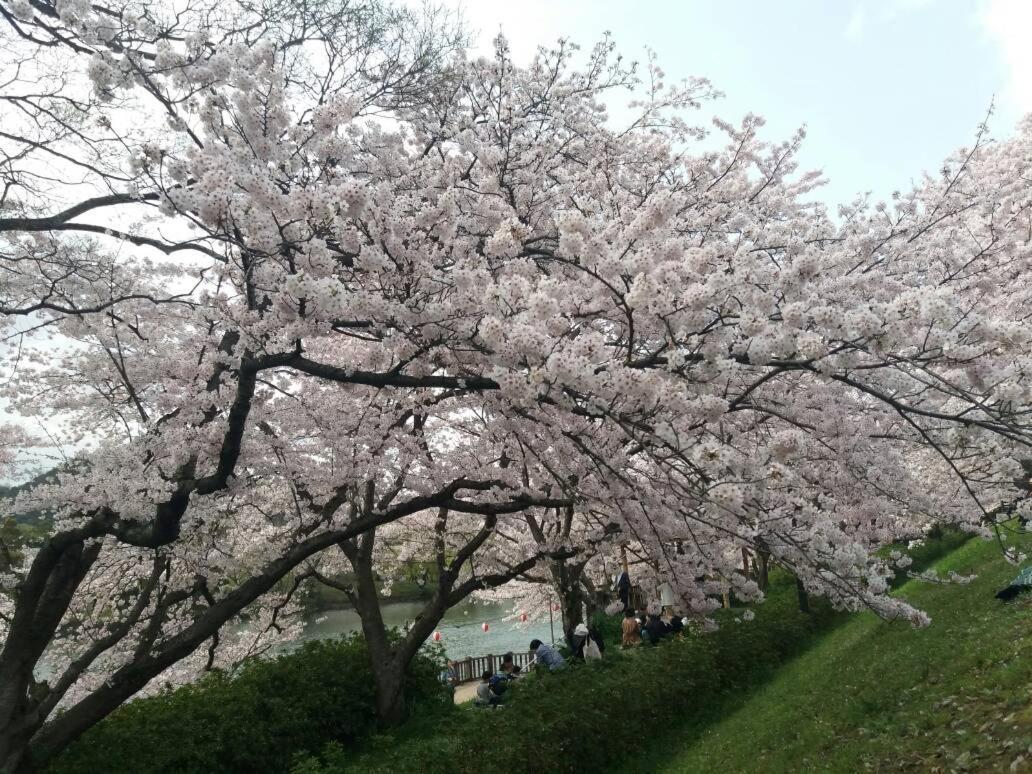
453,682,478,704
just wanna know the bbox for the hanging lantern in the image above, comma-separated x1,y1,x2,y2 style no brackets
481,622,489,632
432,631,442,642
519,611,528,622
552,603,560,612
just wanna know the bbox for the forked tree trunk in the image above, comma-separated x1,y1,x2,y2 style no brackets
336,509,555,727
343,536,412,728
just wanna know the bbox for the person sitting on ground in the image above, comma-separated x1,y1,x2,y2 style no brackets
500,653,522,675
488,669,513,698
643,613,671,645
529,638,566,671
635,607,649,633
475,670,502,707
668,613,685,636
439,659,459,695
621,608,642,647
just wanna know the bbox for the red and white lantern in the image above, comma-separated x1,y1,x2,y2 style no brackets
432,631,442,642
481,622,489,632
519,611,528,622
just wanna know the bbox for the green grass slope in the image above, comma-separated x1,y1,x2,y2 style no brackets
648,536,1032,774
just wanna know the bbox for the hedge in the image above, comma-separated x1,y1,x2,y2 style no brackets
291,529,971,774
47,635,450,774
45,529,968,774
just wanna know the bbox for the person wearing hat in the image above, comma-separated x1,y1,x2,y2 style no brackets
571,622,605,660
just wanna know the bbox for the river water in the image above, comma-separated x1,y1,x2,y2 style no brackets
300,599,558,660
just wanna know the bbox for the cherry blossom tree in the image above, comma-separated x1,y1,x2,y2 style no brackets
3,0,1032,768
305,505,571,723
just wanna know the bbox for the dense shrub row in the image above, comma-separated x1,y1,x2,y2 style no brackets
292,530,971,774
291,576,840,774
46,530,969,774
47,636,450,774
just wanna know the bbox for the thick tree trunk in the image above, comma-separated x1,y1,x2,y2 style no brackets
0,538,103,774
795,577,810,614
558,584,583,645
553,563,587,645
345,540,411,727
756,551,770,592
1,730,32,774
581,578,605,625
371,661,407,727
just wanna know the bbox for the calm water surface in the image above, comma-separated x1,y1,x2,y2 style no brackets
300,599,557,659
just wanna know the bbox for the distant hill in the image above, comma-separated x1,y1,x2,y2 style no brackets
0,464,69,528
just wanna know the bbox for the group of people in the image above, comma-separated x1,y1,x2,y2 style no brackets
440,621,608,709
620,607,684,647
530,621,606,668
473,652,523,707
446,605,681,709
474,625,608,707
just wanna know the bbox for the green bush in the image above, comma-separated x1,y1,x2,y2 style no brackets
589,608,623,646
48,636,451,774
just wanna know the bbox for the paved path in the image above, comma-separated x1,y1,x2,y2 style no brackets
454,682,478,704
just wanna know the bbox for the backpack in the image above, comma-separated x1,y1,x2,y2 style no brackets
488,674,508,696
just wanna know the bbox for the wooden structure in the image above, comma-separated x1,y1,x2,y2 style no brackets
628,585,647,611
452,650,536,684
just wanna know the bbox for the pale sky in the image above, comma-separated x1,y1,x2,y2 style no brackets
443,0,1032,208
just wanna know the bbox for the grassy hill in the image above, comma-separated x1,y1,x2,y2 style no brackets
642,534,1032,773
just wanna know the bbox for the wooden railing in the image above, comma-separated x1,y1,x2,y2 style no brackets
452,650,536,684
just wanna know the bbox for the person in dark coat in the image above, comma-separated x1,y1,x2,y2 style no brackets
643,613,671,645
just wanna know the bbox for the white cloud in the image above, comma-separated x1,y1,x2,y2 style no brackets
979,0,1032,116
